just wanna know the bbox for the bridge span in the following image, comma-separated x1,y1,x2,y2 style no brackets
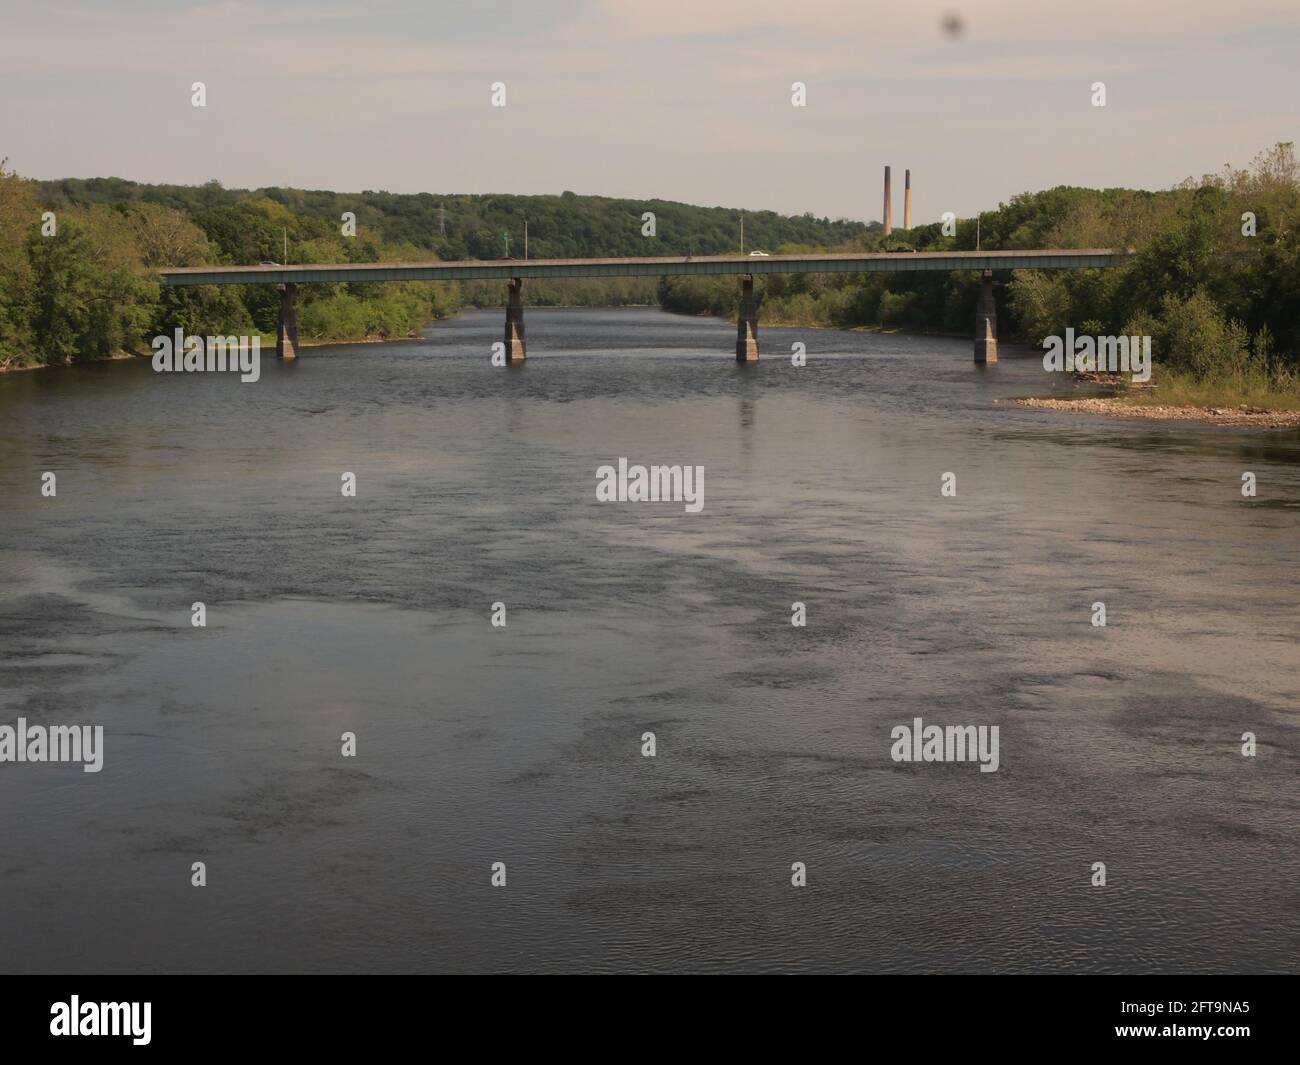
159,249,1130,365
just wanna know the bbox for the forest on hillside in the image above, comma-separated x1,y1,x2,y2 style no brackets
34,178,868,261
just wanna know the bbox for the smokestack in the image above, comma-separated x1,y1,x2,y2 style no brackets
904,169,912,229
883,166,892,236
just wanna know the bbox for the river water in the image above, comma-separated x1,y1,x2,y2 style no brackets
1,308,1296,973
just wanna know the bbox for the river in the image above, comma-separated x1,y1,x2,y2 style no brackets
1,307,1296,973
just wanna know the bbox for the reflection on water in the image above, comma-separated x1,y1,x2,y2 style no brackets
0,308,1297,973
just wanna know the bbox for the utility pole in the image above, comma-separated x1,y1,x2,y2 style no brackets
283,227,288,265
439,204,445,235
503,232,510,258
976,214,981,252
740,211,745,255
524,219,528,260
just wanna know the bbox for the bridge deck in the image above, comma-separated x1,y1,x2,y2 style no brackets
160,249,1127,286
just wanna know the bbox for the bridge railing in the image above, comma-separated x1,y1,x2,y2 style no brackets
159,249,1129,286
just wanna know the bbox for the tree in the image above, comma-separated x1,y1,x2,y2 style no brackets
126,203,211,268
0,159,38,367
25,219,96,363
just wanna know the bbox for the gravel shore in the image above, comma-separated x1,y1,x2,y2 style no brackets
1011,396,1300,429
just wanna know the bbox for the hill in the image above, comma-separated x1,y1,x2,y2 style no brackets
34,178,871,262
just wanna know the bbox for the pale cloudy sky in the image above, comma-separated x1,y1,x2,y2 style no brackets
1,0,1297,222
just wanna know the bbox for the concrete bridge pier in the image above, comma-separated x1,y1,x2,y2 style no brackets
504,278,526,361
974,269,997,364
736,275,759,362
277,283,298,359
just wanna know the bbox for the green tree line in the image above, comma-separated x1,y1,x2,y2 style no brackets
661,143,1300,395
35,178,868,262
1,162,463,370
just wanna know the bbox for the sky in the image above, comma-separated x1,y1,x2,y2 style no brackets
1,0,1298,223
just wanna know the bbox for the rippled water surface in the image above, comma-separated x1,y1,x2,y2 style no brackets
1,308,1297,973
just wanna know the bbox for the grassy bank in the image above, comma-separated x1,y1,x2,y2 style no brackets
1014,364,1300,427
1112,367,1300,411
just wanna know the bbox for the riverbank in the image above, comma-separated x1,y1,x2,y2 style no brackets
1011,396,1300,429
0,330,423,372
0,351,138,374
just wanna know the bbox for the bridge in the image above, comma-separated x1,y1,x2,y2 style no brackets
159,249,1129,365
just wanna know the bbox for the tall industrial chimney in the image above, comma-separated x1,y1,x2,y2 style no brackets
883,166,892,236
904,169,912,229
